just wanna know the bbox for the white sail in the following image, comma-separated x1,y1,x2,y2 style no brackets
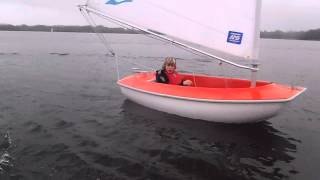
86,0,261,60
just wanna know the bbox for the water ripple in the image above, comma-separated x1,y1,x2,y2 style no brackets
0,132,13,174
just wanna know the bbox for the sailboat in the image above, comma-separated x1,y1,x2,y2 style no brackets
79,0,306,123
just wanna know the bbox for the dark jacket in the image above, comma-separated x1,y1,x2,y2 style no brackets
155,69,169,84
156,69,184,85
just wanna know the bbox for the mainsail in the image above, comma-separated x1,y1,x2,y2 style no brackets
85,0,262,60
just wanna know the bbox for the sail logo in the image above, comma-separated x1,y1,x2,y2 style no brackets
227,31,243,44
106,0,132,5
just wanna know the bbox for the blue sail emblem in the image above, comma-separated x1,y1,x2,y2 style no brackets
227,31,243,45
106,0,132,5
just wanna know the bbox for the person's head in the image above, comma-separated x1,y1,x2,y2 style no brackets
162,57,176,73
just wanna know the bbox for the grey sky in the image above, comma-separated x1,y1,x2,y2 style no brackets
0,0,319,31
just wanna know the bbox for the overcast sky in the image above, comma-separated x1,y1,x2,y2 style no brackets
0,0,319,31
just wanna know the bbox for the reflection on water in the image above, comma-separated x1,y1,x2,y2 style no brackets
120,100,299,180
0,98,299,180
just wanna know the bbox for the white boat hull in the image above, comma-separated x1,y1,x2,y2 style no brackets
119,86,286,123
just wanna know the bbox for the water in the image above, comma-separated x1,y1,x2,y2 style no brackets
0,31,319,180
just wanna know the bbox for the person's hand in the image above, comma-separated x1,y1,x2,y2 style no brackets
182,80,193,86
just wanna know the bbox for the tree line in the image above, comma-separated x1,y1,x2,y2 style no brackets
261,29,320,41
1,24,320,41
0,24,139,34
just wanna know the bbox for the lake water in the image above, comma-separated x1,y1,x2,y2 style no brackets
0,31,319,180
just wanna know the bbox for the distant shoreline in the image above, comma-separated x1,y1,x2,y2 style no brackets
1,24,320,41
0,24,139,34
261,30,320,41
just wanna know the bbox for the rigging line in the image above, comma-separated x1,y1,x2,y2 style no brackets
80,8,115,56
87,10,229,73
219,61,229,88
192,72,197,87
82,6,232,75
82,10,159,71
81,6,258,71
83,6,242,67
81,7,157,71
114,54,120,80
81,8,122,81
88,22,115,56
80,9,107,49
81,6,133,32
83,12,156,71
85,13,111,49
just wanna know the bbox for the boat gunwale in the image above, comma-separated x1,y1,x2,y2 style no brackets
117,81,307,104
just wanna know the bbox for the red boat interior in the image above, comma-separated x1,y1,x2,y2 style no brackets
180,74,271,88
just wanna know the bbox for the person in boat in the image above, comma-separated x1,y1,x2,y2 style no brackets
156,57,193,86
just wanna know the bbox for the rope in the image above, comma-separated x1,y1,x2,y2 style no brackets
81,8,157,77
114,54,120,80
192,72,197,87
219,61,229,88
81,8,123,81
81,9,115,56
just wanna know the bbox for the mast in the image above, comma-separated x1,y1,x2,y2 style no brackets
250,0,262,88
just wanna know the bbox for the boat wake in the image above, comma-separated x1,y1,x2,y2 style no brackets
0,131,13,174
